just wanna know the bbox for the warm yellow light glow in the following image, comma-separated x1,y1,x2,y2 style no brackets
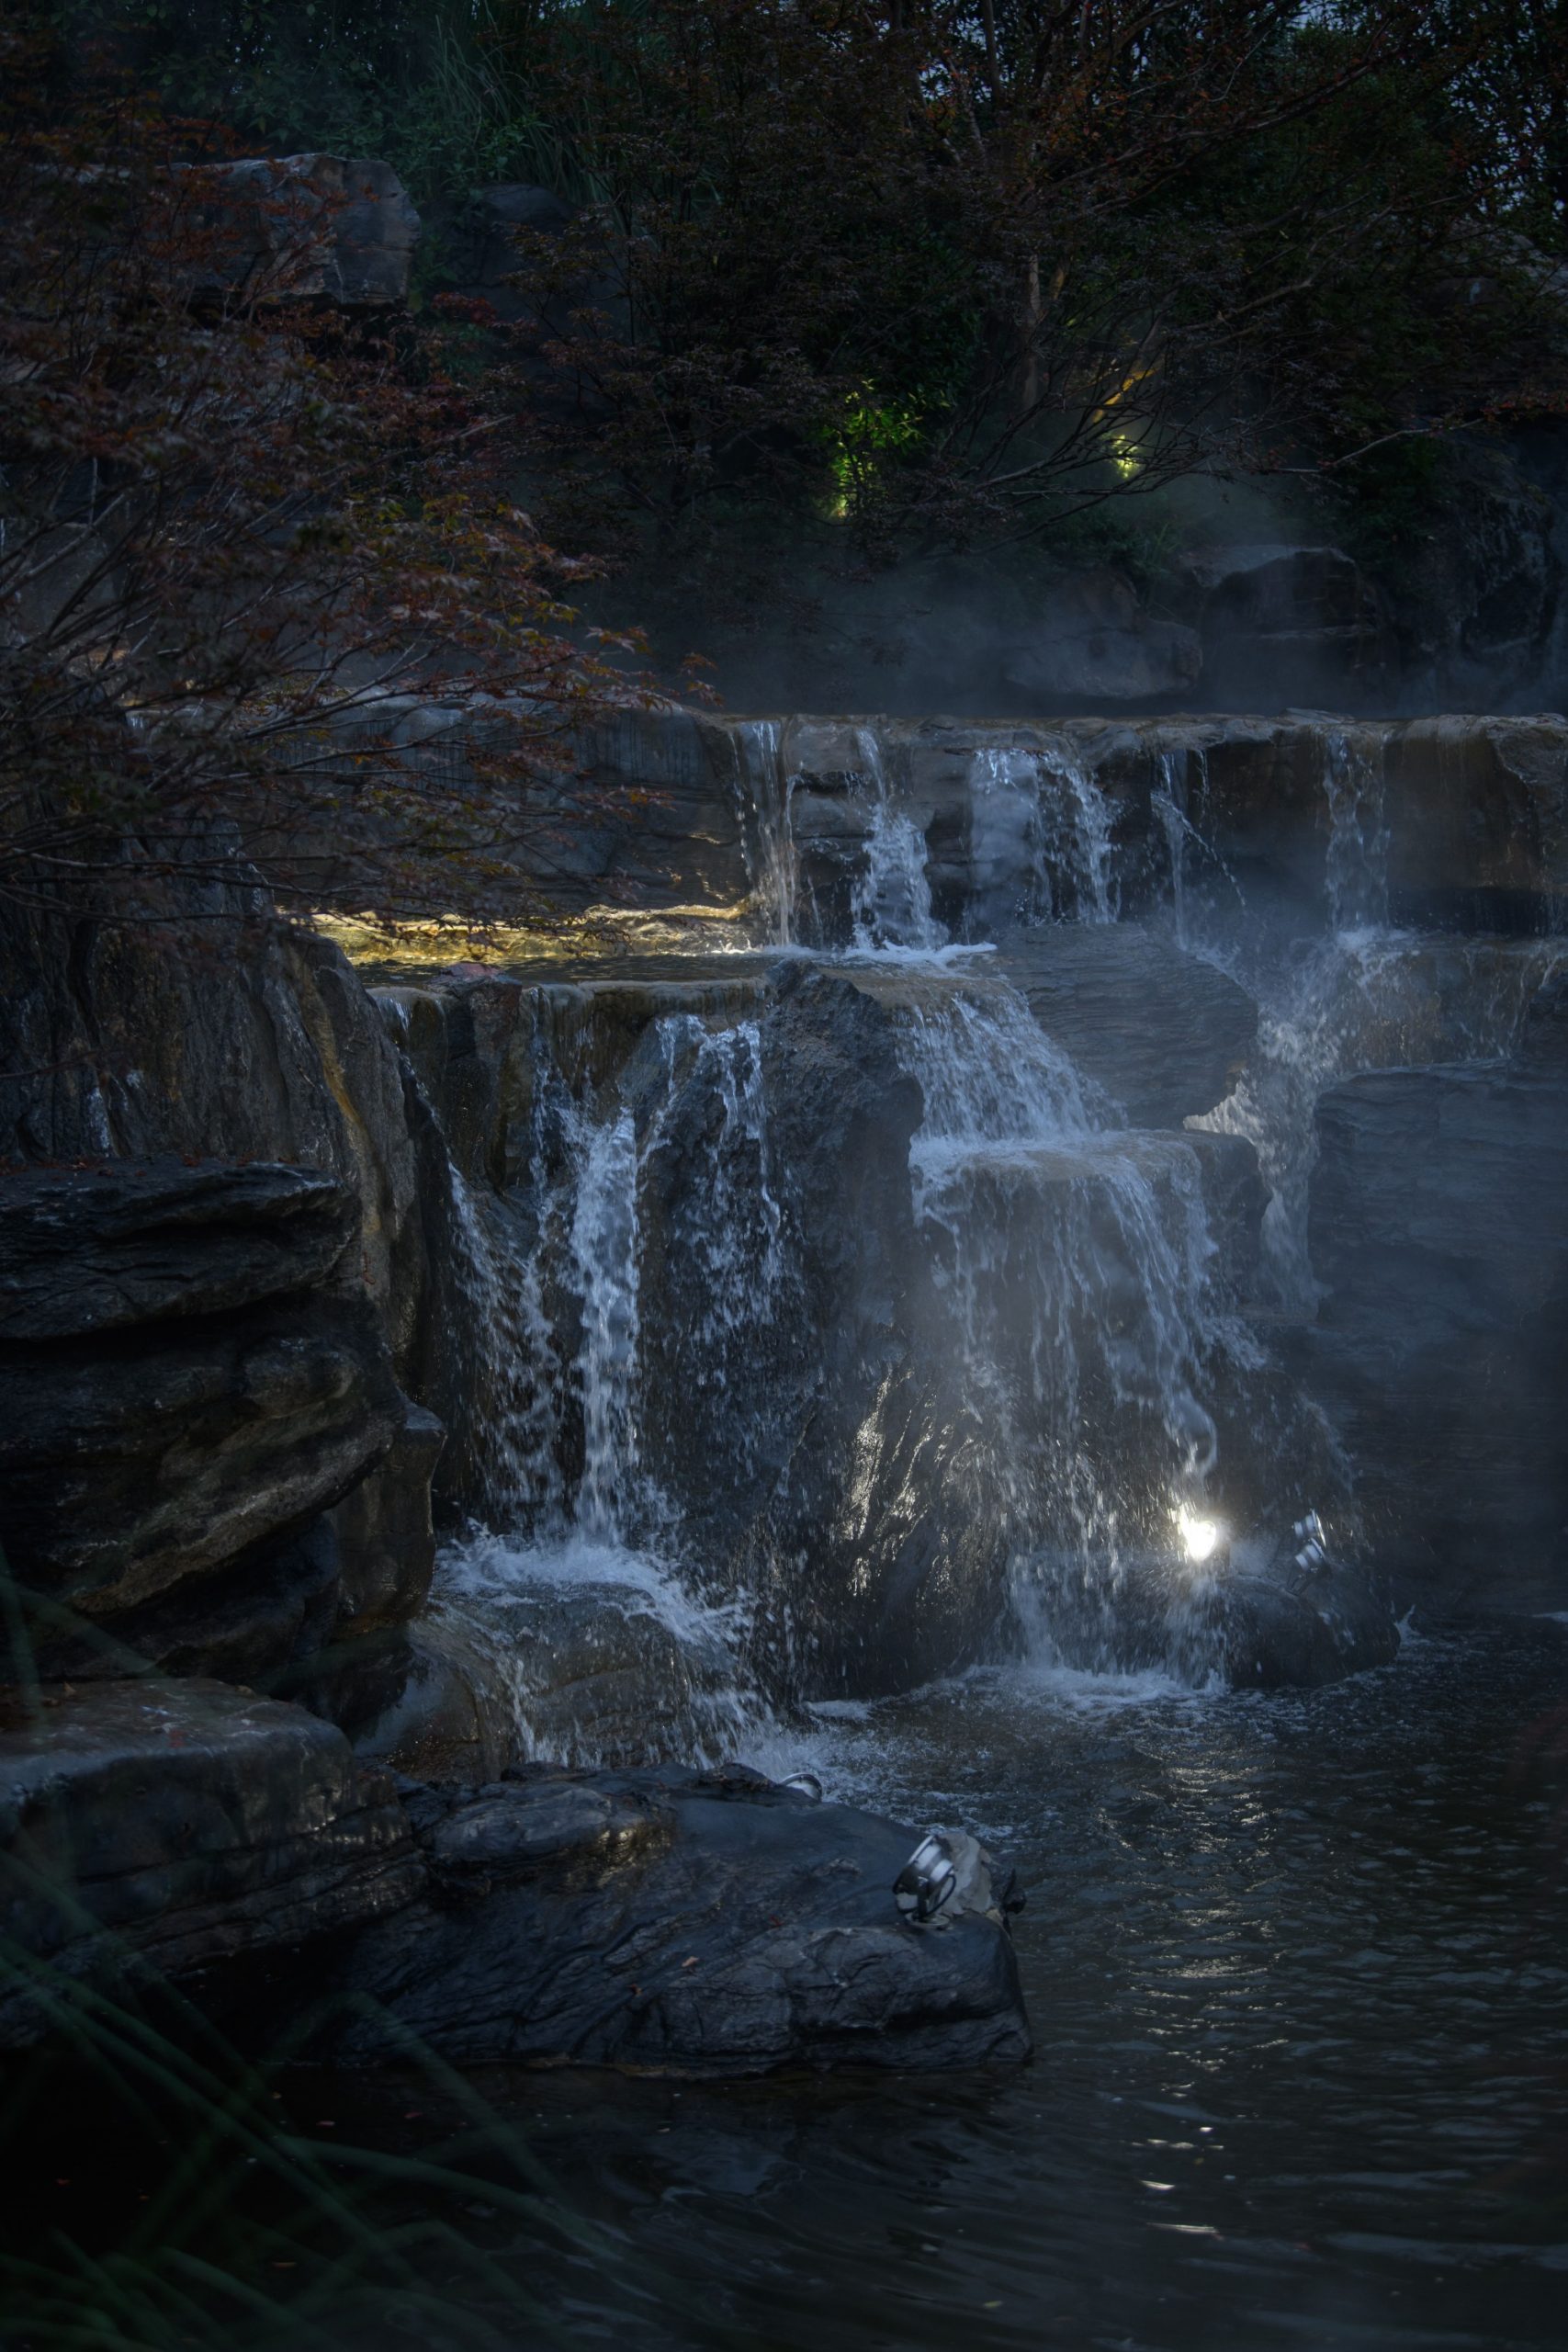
1176,1506,1223,1564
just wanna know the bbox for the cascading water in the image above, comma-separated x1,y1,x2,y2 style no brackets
420,1015,795,1766
567,1107,642,1543
731,719,796,946
412,706,1561,1732
965,742,1118,930
888,976,1240,1674
846,731,947,955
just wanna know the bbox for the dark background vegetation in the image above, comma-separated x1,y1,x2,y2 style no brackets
8,1,1568,894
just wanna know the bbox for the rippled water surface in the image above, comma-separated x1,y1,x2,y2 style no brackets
366,1620,1568,2352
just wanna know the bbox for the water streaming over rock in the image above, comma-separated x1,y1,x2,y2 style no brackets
963,742,1117,931
731,718,795,945
886,976,1246,1676
407,711,1562,1738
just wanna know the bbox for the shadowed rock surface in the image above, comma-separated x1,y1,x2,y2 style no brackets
321,1765,1031,2076
0,1159,406,1676
1305,970,1568,1611
0,1159,357,1339
0,1678,420,2049
0,1685,1031,2075
994,926,1258,1125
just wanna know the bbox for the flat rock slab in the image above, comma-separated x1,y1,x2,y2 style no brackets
0,1679,419,2047
325,1766,1031,2077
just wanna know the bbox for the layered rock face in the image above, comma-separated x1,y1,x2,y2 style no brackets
0,1679,421,2050
1305,975,1568,1611
0,897,437,1690
374,707,1568,933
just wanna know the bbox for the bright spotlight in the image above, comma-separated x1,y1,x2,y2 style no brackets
1177,1506,1223,1565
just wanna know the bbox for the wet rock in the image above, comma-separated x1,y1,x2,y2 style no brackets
1048,1548,1400,1687
995,924,1258,1125
314,1619,516,1787
1304,982,1568,1611
1382,715,1568,930
0,1679,421,2049
634,967,968,1688
425,1778,665,1886
0,1159,355,1340
1209,1560,1401,1689
321,1768,1031,2075
1180,1130,1268,1301
73,1514,345,1687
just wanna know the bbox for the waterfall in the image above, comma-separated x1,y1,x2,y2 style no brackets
568,1107,642,1543
966,741,1117,929
732,718,796,945
424,1006,797,1765
1322,727,1389,933
889,977,1235,1670
400,708,1564,1730
1184,729,1557,1311
1042,744,1117,924
643,1015,785,1353
850,732,947,954
442,1154,564,1526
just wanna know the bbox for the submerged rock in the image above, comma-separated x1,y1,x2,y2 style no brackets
321,1765,1032,2076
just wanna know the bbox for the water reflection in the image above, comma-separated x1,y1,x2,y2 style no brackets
379,1621,1568,2352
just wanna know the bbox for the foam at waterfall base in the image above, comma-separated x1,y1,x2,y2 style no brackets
736,1660,1212,1835
434,1528,766,1770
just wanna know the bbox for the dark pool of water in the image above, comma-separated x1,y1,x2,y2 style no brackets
17,1622,1565,2352
382,1619,1568,2352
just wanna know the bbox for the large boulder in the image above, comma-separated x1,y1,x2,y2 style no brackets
1179,543,1393,710
193,154,421,308
0,909,422,1350
1304,973,1568,1611
1002,569,1202,708
995,923,1258,1126
321,1765,1031,2076
632,966,966,1687
0,1678,421,2049
0,1289,401,1627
